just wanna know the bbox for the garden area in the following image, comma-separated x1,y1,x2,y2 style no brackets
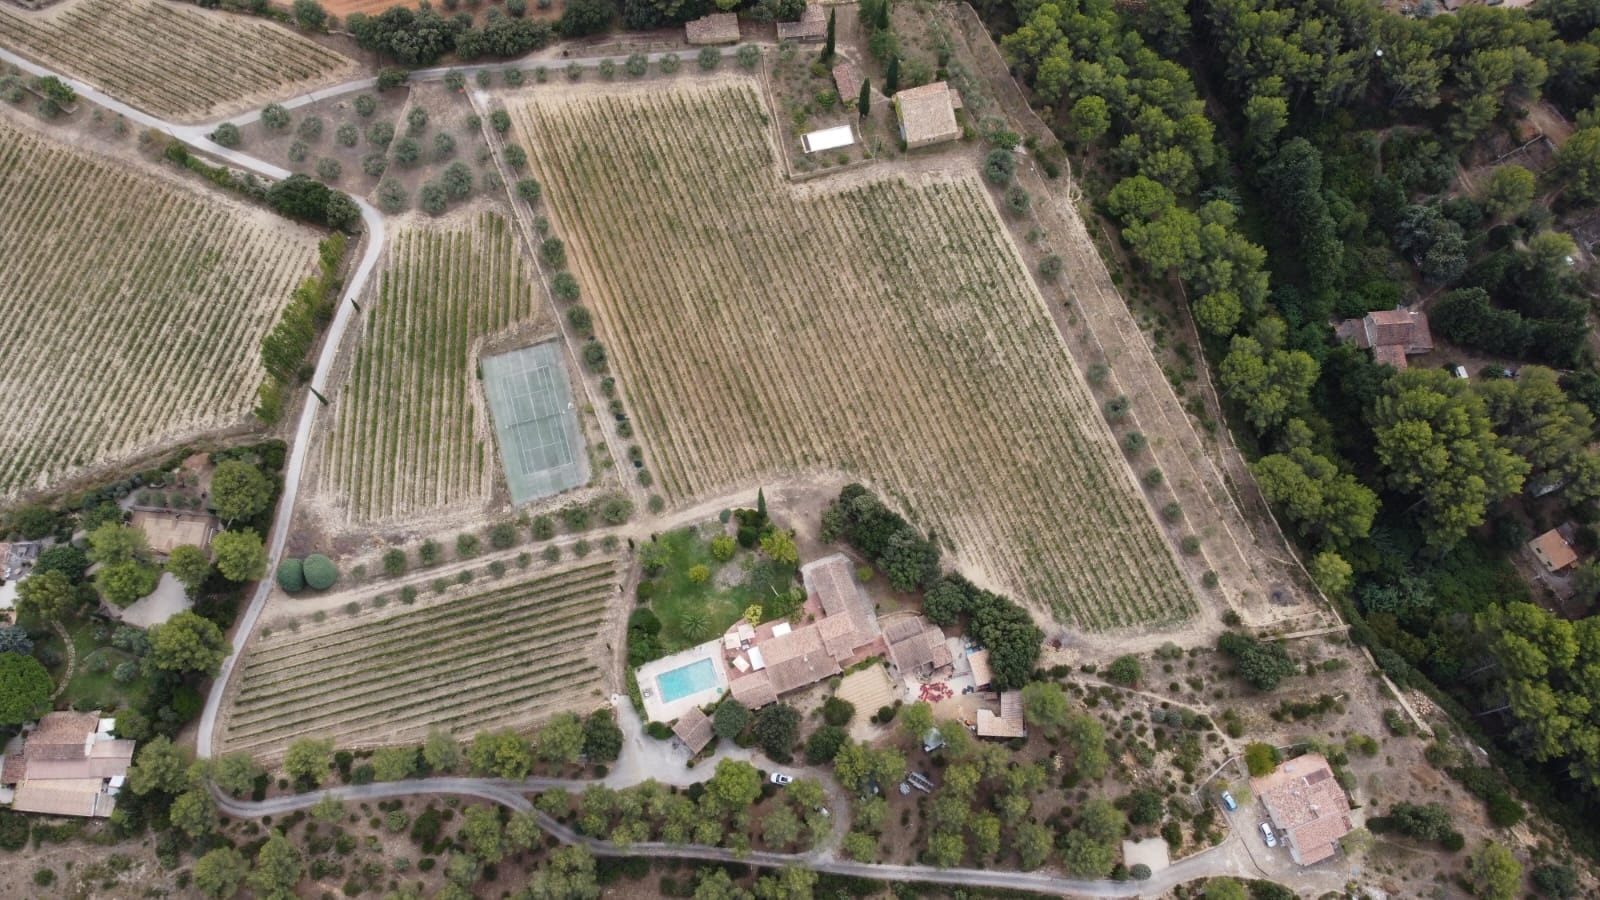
631,500,800,659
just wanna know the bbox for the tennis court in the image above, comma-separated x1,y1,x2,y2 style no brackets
481,342,589,504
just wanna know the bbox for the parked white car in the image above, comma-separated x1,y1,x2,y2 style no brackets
769,772,792,786
1259,822,1278,848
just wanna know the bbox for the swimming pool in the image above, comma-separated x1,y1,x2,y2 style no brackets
656,658,718,703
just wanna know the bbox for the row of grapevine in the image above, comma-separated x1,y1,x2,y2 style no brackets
311,210,548,524
222,559,621,753
0,0,353,119
512,83,1194,630
0,118,323,499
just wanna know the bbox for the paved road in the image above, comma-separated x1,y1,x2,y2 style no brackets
213,776,1251,898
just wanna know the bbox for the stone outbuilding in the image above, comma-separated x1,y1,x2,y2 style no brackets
776,3,827,42
894,82,961,149
686,12,739,45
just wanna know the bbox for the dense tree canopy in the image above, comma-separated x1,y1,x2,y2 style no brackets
1250,447,1377,549
1478,602,1600,788
1369,368,1528,548
0,654,52,725
148,611,228,676
210,460,273,523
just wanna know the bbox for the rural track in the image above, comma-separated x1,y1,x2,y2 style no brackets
212,775,1252,898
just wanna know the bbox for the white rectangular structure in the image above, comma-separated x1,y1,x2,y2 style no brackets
802,125,855,153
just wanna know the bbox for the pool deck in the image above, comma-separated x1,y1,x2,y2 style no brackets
635,640,730,724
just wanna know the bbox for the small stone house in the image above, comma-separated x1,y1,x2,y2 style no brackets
894,82,961,149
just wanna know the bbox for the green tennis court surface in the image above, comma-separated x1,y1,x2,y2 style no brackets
482,341,588,504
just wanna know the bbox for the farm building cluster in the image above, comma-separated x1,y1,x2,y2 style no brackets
639,554,1024,755
1,712,134,818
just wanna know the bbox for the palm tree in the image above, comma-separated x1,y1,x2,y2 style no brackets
680,612,710,641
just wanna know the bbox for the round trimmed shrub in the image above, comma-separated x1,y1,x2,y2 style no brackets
276,558,306,593
303,554,339,590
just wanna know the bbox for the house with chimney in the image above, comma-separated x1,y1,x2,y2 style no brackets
1334,309,1433,369
1250,753,1355,866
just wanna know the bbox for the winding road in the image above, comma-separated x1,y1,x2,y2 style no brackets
211,776,1252,898
0,36,1268,898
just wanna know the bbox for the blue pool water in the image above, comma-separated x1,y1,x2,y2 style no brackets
657,659,718,703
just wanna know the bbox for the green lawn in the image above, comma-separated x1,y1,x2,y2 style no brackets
35,616,152,713
645,525,798,652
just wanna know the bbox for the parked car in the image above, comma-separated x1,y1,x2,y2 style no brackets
1259,822,1278,848
769,772,793,786
1221,790,1238,811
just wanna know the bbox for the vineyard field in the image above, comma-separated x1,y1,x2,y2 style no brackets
310,210,553,525
221,559,621,753
0,117,323,500
0,0,354,120
513,82,1194,630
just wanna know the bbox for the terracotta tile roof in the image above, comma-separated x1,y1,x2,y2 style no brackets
767,651,841,694
1530,528,1579,572
12,781,110,817
894,82,960,147
730,671,778,708
833,63,862,103
801,554,879,658
762,620,826,665
776,3,827,41
1371,344,1409,369
1,756,25,784
885,616,952,674
1251,754,1354,866
672,706,714,754
882,616,926,643
26,712,98,760
685,13,739,44
1340,310,1432,354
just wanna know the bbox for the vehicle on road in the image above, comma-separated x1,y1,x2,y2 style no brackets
1259,822,1278,848
770,772,792,786
1221,790,1237,811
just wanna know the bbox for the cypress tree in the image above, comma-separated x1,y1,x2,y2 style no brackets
821,9,836,63
876,0,890,31
756,487,767,522
859,78,871,117
885,55,900,96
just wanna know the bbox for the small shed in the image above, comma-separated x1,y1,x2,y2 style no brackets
802,125,855,154
833,63,863,107
1530,527,1579,573
777,3,827,42
894,82,961,149
967,649,993,690
672,707,714,755
976,691,1026,739
686,13,740,45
